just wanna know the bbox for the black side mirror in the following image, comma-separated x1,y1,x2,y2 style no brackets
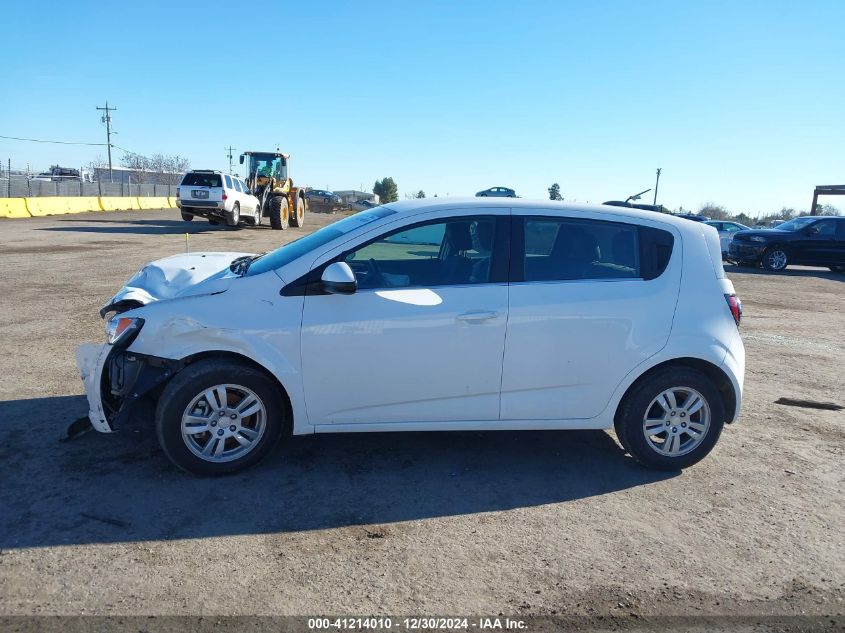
239,155,245,165
321,262,357,294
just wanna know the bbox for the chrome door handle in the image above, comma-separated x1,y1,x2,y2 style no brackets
456,311,499,322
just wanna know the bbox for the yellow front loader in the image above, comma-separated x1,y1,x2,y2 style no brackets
240,150,307,230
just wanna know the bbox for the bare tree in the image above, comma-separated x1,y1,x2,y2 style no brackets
121,152,151,184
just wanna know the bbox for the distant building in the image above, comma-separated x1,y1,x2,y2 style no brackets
334,190,378,205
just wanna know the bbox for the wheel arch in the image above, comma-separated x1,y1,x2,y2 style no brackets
176,350,294,435
614,357,737,426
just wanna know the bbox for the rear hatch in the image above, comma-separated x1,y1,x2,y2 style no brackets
179,172,224,204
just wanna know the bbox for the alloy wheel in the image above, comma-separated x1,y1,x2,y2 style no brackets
642,386,711,457
180,384,267,463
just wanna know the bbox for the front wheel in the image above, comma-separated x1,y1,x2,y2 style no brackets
762,246,789,271
269,196,289,230
614,368,725,470
155,359,285,475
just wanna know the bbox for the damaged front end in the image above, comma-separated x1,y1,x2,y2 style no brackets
76,341,183,433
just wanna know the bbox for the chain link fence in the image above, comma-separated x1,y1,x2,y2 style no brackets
0,163,179,198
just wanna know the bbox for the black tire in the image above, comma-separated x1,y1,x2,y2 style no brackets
155,359,285,476
180,211,194,222
291,194,305,227
225,202,240,228
248,202,262,227
614,367,725,471
762,246,789,271
269,196,289,230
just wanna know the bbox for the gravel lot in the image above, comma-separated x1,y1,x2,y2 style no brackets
0,209,842,621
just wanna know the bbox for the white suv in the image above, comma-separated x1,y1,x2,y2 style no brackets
176,170,261,227
77,199,745,475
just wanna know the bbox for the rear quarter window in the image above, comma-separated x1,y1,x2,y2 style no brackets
639,225,675,280
182,173,221,187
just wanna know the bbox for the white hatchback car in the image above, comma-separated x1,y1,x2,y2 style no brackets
77,199,744,475
176,170,261,227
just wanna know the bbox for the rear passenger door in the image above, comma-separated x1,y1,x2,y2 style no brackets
500,212,681,420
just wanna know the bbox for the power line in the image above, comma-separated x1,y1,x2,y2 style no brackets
0,134,108,146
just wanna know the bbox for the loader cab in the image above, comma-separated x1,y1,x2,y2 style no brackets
242,152,288,182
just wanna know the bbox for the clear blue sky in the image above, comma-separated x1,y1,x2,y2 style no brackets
2,0,843,214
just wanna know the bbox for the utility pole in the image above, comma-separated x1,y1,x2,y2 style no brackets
653,168,662,206
96,101,116,182
225,146,236,173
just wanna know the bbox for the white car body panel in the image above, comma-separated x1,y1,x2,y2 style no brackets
76,198,745,439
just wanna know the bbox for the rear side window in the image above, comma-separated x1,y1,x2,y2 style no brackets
182,173,221,187
638,225,675,280
233,179,242,193
521,217,641,281
224,175,233,189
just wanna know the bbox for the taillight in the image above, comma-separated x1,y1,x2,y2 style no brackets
725,294,742,326
222,191,228,201
175,189,180,198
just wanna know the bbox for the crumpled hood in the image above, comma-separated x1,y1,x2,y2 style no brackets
100,251,254,317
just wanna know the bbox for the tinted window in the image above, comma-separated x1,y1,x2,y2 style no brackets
813,220,837,236
233,179,242,193
182,173,221,187
344,217,497,290
522,217,640,281
246,207,398,276
224,175,233,189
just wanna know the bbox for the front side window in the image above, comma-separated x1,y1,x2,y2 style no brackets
344,217,497,290
522,217,640,281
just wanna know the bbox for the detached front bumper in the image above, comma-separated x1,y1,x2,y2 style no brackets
76,344,181,433
75,343,114,432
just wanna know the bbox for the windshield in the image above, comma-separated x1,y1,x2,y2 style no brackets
775,217,818,232
246,207,398,276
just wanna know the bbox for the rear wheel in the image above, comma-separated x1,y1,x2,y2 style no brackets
180,211,194,222
291,195,305,227
762,246,788,271
155,359,285,476
226,202,240,228
614,367,725,470
269,196,289,230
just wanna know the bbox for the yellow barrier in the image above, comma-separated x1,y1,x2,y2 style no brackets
99,196,140,211
64,197,103,214
25,196,101,216
167,197,177,208
136,196,171,210
0,198,31,218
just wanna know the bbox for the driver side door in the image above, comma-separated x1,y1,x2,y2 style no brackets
300,213,510,427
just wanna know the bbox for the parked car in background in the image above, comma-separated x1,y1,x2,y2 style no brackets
476,186,516,197
704,220,751,258
306,189,342,205
729,216,845,271
77,199,744,475
177,170,261,228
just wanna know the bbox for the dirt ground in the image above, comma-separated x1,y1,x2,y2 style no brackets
0,210,842,622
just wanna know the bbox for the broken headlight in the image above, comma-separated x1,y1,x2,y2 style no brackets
105,316,144,347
